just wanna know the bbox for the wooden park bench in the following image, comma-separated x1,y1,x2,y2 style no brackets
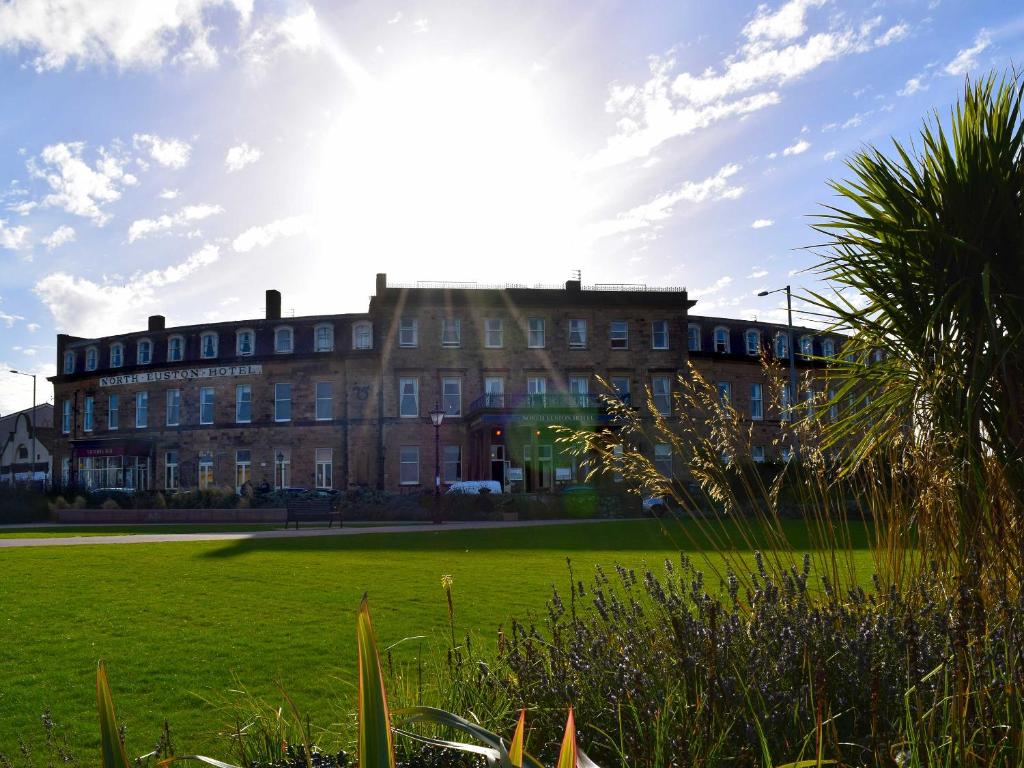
285,496,343,529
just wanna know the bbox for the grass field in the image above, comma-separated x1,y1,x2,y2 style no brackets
0,519,876,761
0,521,429,538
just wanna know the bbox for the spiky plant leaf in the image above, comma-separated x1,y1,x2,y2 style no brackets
555,709,576,768
96,661,132,768
357,597,396,768
508,710,526,768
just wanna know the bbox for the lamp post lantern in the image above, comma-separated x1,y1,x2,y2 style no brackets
8,370,38,488
429,402,445,524
757,285,800,460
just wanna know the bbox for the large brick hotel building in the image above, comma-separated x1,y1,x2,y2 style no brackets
49,274,841,494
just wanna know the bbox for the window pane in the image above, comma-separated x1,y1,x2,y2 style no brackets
610,321,628,348
528,318,545,347
441,318,461,347
653,376,671,415
275,328,292,352
315,381,332,420
652,321,668,349
236,385,252,423
238,331,253,355
442,378,461,416
569,319,587,348
688,326,701,351
751,383,763,420
275,383,292,421
136,392,148,427
443,445,461,483
200,387,214,424
399,446,419,484
485,319,503,347
400,378,418,416
655,444,672,477
399,318,418,347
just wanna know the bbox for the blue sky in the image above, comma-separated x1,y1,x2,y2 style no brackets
0,0,1021,413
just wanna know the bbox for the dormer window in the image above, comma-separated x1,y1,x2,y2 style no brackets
800,335,813,357
745,329,760,356
137,339,152,364
275,326,293,353
352,321,373,350
168,335,184,362
822,338,835,357
85,346,98,371
314,324,334,352
774,332,789,359
236,329,254,356
687,324,701,352
200,331,218,359
110,343,124,368
63,351,75,374
713,326,730,353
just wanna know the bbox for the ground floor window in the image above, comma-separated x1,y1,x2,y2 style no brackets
166,451,179,490
236,450,251,492
198,453,214,490
77,455,149,490
275,448,291,489
315,448,332,489
752,445,766,463
399,446,419,485
443,444,461,483
654,443,672,477
61,457,70,486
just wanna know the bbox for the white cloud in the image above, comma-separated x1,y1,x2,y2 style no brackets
876,23,909,47
225,143,262,172
0,309,25,327
29,142,135,225
593,164,744,238
945,31,990,76
133,134,192,169
823,149,837,161
0,0,252,72
26,323,40,332
6,200,37,216
0,219,30,250
748,268,769,278
691,275,733,298
783,138,810,156
898,77,927,97
413,18,430,33
387,12,403,24
232,215,312,252
242,5,322,70
128,203,224,243
751,218,774,229
42,225,76,250
34,243,220,336
159,188,179,200
743,0,825,43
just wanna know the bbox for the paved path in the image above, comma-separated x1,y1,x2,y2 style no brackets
0,518,618,548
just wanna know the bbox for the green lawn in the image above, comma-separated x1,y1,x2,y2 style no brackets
0,521,429,538
0,519,876,760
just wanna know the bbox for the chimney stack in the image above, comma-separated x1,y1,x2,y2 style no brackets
266,289,282,320
375,273,387,295
148,315,166,331
565,279,581,292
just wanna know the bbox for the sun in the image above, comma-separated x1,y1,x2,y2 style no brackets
311,57,593,283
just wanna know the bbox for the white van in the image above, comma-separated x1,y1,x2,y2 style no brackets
445,480,503,495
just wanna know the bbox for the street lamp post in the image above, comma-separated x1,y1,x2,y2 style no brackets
429,402,445,524
8,370,38,488
757,285,800,460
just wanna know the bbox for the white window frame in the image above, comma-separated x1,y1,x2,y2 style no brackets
236,328,255,356
62,399,71,433
314,323,335,352
274,382,292,422
110,343,124,368
352,321,373,350
235,449,251,493
107,394,119,431
235,384,252,424
651,320,669,350
713,326,730,353
441,318,461,348
200,331,218,359
652,375,671,416
527,375,547,406
84,396,94,432
166,389,181,427
527,317,545,348
485,318,503,348
274,326,294,354
315,382,332,421
569,319,587,349
199,387,215,425
63,351,75,374
569,375,589,406
165,451,179,490
399,377,419,417
775,332,790,359
442,377,462,416
751,383,764,421
85,346,98,371
752,445,766,464
442,444,462,483
745,329,761,356
137,338,153,365
399,317,418,347
315,448,333,489
168,335,185,362
399,445,420,485
610,320,628,350
198,452,214,490
484,376,504,408
135,391,148,428
687,324,701,352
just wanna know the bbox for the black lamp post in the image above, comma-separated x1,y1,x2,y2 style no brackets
429,402,445,523
758,285,800,460
276,451,285,489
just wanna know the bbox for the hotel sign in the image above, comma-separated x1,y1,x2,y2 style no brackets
100,364,263,387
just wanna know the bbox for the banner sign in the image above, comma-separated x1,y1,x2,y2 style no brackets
100,364,263,388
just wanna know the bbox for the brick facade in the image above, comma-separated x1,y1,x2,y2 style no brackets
48,277,843,494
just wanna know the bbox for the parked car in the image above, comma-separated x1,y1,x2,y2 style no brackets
445,480,503,495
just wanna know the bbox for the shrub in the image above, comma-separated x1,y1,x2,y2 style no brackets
0,487,50,523
99,498,121,510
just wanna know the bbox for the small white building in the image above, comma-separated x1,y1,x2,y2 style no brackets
0,404,54,487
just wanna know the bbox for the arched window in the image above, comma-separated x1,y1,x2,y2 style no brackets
314,323,334,352
63,351,75,374
687,324,701,352
821,338,835,357
744,329,760,356
352,321,373,350
236,328,255,356
774,332,789,359
713,326,730,353
167,335,185,362
200,331,218,359
85,346,98,371
110,343,124,368
137,338,153,365
274,326,293,354
800,335,814,356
